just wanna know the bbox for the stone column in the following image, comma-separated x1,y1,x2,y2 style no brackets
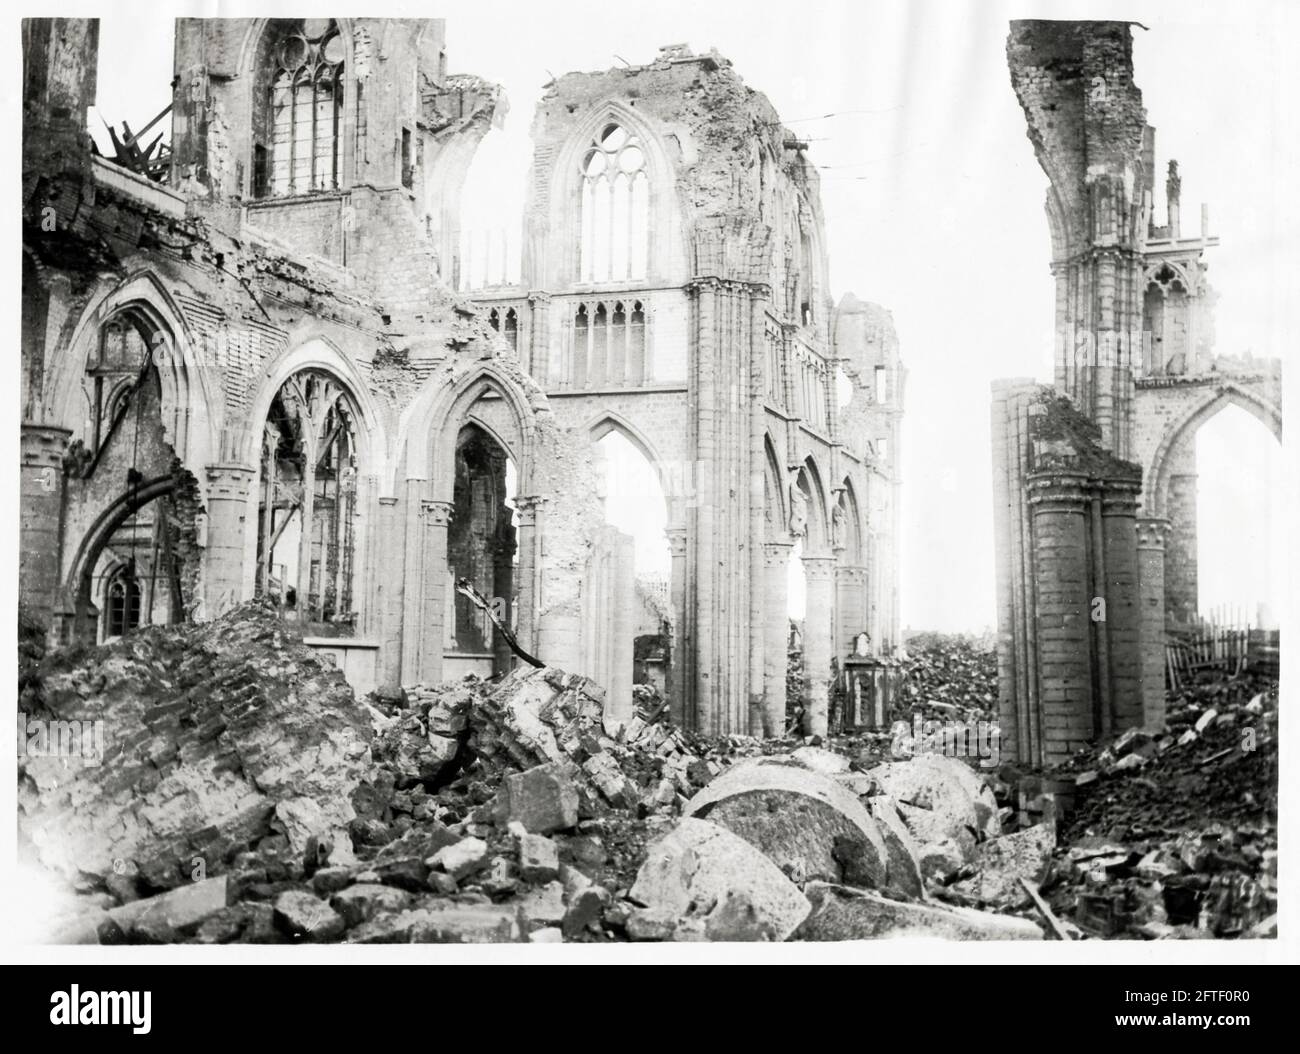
666,524,689,727
835,564,868,657
1027,472,1092,765
20,424,70,635
513,495,545,656
609,531,637,726
762,539,793,737
801,553,836,737
377,495,402,691
418,499,454,686
1163,441,1199,628
527,291,551,386
1101,479,1142,729
1137,516,1171,730
203,463,256,621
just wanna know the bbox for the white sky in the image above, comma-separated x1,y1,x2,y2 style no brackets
84,0,1298,631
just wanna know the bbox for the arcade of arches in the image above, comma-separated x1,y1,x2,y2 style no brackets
21,20,905,740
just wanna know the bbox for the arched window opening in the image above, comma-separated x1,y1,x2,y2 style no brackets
257,19,345,197
569,299,648,389
85,314,152,456
447,424,517,674
81,476,199,645
486,307,519,353
256,370,359,632
594,428,671,709
104,563,142,640
573,304,589,388
579,122,649,283
594,429,669,576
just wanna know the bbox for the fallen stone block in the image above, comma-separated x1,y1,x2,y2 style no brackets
629,817,811,941
794,882,1043,941
954,823,1055,907
310,866,355,896
684,758,892,893
916,838,966,882
562,886,611,939
868,754,1000,843
348,904,522,943
329,884,414,928
518,881,567,930
626,906,678,941
427,837,490,881
866,795,925,898
109,876,229,938
273,890,346,941
518,833,560,883
494,763,579,834
274,797,356,866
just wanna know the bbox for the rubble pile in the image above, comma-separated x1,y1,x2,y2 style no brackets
896,632,998,722
1026,671,1280,939
34,608,1266,945
19,601,372,904
375,666,762,819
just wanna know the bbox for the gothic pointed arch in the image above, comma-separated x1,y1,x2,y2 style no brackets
1147,384,1282,517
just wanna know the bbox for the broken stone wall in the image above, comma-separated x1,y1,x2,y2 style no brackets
500,45,901,736
21,17,609,702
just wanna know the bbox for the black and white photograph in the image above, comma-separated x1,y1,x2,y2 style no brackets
5,0,1296,994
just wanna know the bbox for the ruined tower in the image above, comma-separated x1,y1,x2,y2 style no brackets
994,20,1281,766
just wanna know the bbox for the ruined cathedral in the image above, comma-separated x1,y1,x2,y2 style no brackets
20,18,904,738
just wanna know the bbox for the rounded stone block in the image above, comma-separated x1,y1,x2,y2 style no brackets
868,754,1000,851
684,757,893,893
629,817,811,941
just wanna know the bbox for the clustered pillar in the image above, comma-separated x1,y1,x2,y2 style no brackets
203,463,256,620
1136,516,1171,730
19,424,71,635
762,538,792,736
800,553,836,738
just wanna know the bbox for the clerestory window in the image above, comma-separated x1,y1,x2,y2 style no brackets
261,19,345,197
579,123,649,283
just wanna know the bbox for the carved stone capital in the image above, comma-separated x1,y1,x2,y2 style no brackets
421,499,455,527
762,538,793,567
205,463,257,502
1136,516,1172,550
665,525,689,559
1099,477,1142,517
513,495,547,526
1026,471,1091,514
800,553,837,581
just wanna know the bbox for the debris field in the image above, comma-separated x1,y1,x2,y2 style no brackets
17,611,1277,943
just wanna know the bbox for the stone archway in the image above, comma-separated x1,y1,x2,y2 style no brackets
61,468,202,644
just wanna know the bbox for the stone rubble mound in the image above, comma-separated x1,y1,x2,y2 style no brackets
29,608,1272,944
19,602,372,901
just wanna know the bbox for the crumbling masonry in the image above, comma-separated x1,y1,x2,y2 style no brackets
20,19,903,738
993,21,1281,766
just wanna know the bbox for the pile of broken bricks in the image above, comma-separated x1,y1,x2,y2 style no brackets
26,619,1062,944
1014,672,1280,940
37,610,1275,944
